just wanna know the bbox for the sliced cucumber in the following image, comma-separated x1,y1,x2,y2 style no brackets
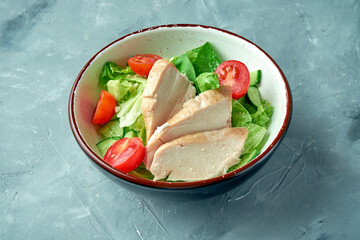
123,130,137,138
96,137,121,157
98,120,124,139
249,70,261,86
246,86,262,108
238,96,245,105
243,102,257,114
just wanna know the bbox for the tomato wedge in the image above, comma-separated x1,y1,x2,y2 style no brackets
104,137,145,173
214,60,250,99
128,54,162,76
92,90,117,124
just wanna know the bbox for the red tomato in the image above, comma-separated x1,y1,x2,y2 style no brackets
128,54,162,76
215,60,250,99
104,137,145,173
92,90,117,124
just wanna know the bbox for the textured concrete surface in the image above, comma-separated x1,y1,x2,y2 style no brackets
1,0,359,239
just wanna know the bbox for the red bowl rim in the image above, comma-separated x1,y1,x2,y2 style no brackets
68,24,292,190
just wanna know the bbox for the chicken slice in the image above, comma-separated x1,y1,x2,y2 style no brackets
141,59,196,142
150,127,248,181
145,85,232,169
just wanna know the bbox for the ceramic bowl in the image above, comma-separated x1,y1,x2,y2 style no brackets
68,24,292,197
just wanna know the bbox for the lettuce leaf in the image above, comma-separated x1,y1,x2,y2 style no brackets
231,99,252,127
243,123,267,154
117,84,144,127
171,55,196,82
119,94,142,127
194,72,219,93
229,85,274,172
185,45,202,63
130,163,154,180
250,100,274,128
129,115,145,132
251,106,270,127
138,126,146,145
186,42,222,76
227,148,260,172
262,100,274,119
99,62,135,90
106,80,132,102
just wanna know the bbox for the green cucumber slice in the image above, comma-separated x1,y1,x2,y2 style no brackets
247,86,262,108
249,70,261,86
96,137,121,157
123,130,137,138
98,120,124,139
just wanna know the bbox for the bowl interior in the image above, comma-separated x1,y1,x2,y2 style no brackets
71,25,290,186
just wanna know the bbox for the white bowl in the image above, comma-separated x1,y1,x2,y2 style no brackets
69,24,292,190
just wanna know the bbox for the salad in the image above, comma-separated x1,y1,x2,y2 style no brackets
92,42,273,181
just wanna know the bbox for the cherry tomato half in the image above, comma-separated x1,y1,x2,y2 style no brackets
104,137,145,173
128,54,162,76
92,90,117,124
214,60,250,99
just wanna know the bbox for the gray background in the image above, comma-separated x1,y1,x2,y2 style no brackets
1,0,359,239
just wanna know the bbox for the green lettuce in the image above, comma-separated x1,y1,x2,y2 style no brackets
251,106,270,127
128,115,146,144
229,85,274,172
117,84,144,128
231,99,252,127
262,100,274,119
228,149,260,172
106,80,132,102
194,72,219,93
243,123,267,154
185,44,202,63
171,55,196,82
186,42,222,76
171,42,222,82
121,115,146,145
130,163,154,180
250,100,274,128
99,62,135,90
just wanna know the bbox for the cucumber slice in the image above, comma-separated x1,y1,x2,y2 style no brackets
247,86,262,108
96,137,121,157
238,96,245,105
249,70,261,86
98,120,124,138
123,130,137,138
242,102,257,114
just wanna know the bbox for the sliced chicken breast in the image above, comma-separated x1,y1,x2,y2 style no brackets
141,59,196,142
150,127,249,181
145,85,232,169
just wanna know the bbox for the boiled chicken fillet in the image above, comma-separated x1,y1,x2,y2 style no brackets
150,127,249,181
145,85,232,169
141,59,196,142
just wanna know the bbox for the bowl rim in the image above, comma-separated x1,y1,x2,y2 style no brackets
68,24,292,190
